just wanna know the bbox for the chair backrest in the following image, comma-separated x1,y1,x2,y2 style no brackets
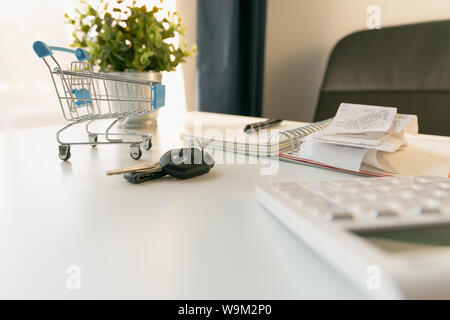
314,20,450,136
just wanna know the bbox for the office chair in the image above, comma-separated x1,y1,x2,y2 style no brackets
314,20,450,136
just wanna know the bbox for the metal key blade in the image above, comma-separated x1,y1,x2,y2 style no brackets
106,162,162,176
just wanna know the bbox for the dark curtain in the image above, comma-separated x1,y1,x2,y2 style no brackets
197,0,267,117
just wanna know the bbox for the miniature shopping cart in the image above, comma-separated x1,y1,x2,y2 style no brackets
33,41,165,161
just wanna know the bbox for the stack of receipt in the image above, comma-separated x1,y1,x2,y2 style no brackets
300,103,418,173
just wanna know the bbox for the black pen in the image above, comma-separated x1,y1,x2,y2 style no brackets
244,119,283,134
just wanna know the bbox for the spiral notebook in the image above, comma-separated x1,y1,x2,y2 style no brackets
180,113,393,176
180,112,450,178
180,113,333,158
181,117,390,176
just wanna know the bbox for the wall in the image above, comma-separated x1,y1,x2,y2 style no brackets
263,0,450,122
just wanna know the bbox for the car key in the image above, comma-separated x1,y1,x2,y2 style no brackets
125,148,215,184
107,148,215,184
106,148,214,176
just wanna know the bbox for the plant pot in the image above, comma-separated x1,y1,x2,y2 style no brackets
108,70,163,129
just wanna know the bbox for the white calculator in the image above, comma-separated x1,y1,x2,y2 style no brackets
256,176,450,299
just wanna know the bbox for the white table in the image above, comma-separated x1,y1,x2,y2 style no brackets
1,111,448,299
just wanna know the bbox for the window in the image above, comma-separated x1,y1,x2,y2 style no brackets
1,0,188,130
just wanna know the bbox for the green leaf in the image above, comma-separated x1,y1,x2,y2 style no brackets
65,0,196,72
113,52,125,61
154,33,162,47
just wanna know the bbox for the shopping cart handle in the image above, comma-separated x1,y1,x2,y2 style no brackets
33,41,89,61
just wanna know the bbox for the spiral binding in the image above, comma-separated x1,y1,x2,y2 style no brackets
281,118,333,154
185,118,334,157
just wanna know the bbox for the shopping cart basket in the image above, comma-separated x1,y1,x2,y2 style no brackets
33,41,165,161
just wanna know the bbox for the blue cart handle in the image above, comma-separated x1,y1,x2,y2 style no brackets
33,41,89,62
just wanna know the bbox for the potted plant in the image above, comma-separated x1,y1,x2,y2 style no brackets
65,0,196,125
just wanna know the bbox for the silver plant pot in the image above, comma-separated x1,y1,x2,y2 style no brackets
108,70,163,129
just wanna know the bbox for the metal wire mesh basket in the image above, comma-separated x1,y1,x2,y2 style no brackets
33,41,165,160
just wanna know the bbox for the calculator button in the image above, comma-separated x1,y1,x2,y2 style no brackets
331,180,359,188
360,179,392,186
382,199,403,209
314,203,342,213
398,191,415,199
301,181,334,190
295,199,328,207
329,195,363,205
345,202,371,212
287,192,317,201
414,176,442,183
363,193,379,201
387,177,411,185
437,182,450,189
413,206,441,215
370,209,398,218
324,211,354,221
412,184,426,191
432,190,450,198
343,187,360,194
313,190,336,198
285,188,313,196
376,185,392,192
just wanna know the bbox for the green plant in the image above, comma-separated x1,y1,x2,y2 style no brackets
65,0,196,72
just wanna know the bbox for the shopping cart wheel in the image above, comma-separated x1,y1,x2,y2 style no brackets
143,138,152,150
59,145,71,161
89,134,98,148
130,145,142,160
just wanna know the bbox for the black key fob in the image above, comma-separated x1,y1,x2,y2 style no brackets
160,148,215,179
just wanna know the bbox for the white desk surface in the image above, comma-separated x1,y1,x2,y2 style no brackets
1,110,449,299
